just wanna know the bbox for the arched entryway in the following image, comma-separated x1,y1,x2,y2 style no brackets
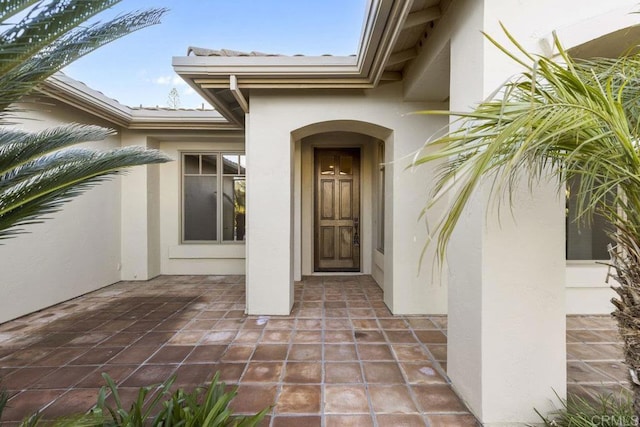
291,120,393,291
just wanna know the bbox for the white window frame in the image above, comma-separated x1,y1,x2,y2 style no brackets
181,151,246,244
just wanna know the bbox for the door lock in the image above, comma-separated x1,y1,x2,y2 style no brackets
353,217,360,246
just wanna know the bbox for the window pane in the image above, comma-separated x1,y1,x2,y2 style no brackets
184,154,200,174
340,156,352,175
184,176,217,241
202,155,217,174
377,142,385,252
223,155,239,174
320,155,335,175
566,178,614,260
223,177,246,241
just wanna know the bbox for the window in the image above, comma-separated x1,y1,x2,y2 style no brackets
565,177,614,260
377,142,385,253
182,152,246,243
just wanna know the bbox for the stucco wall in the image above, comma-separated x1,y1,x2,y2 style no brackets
0,99,122,323
482,0,636,316
442,1,635,423
245,83,449,315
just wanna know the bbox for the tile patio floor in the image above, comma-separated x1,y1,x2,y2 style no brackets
0,275,629,426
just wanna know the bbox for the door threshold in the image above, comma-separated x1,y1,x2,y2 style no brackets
310,272,364,276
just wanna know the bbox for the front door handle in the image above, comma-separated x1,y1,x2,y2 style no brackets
353,217,360,246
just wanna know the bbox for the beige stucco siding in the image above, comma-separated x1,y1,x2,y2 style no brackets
0,99,122,323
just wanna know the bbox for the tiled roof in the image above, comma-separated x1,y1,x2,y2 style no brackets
186,47,352,58
51,72,216,112
130,106,215,112
187,47,283,57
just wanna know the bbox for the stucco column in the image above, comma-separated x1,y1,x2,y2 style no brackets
245,113,294,315
120,131,161,281
445,1,566,424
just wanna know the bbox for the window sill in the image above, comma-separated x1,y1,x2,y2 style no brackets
566,259,609,265
169,244,246,260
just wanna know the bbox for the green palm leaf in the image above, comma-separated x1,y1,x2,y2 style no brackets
0,0,39,22
0,1,171,240
413,27,640,418
0,2,166,111
0,125,112,173
0,0,120,76
414,31,640,264
0,144,171,238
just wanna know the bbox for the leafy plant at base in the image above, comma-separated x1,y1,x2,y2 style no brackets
93,372,269,427
412,24,640,419
0,0,171,240
537,391,634,427
4,373,268,426
0,383,9,422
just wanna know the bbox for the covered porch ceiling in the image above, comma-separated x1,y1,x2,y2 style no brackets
172,0,452,127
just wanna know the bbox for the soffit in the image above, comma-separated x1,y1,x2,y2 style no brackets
383,0,446,73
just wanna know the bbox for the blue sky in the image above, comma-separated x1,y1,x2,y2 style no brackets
62,1,368,108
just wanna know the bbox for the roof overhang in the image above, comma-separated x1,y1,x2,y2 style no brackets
39,74,238,131
172,0,416,126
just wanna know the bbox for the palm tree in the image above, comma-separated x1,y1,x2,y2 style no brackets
0,0,170,239
413,28,640,417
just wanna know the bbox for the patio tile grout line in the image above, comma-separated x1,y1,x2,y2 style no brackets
1,277,625,425
354,277,380,427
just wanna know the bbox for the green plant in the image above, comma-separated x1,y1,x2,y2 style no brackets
0,0,171,240
0,383,9,421
94,372,269,427
2,373,269,426
412,25,640,417
93,373,174,426
19,413,103,427
537,391,635,427
156,373,269,427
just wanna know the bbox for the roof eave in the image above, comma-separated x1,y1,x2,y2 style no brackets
171,0,411,128
40,74,132,127
129,109,237,131
39,73,237,131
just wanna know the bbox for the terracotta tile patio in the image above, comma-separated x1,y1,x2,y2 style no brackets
0,275,629,426
566,315,629,399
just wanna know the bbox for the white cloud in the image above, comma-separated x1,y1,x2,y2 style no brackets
152,75,187,86
152,75,172,85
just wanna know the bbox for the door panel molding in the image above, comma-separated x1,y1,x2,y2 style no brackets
314,148,361,272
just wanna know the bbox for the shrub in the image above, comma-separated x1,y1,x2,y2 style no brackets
2,372,269,426
538,391,635,427
94,372,269,427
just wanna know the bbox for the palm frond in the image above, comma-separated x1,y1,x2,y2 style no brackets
0,124,113,174
0,145,171,239
0,0,39,22
413,30,640,264
0,0,120,75
0,1,172,241
0,5,167,110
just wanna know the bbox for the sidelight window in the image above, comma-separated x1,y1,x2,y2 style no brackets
377,142,385,253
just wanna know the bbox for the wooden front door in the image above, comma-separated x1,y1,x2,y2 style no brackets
314,148,361,272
